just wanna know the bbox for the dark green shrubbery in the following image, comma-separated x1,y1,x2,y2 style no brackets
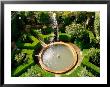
38,12,51,25
88,48,100,67
59,33,71,42
74,12,87,24
82,49,100,76
11,49,35,77
19,33,33,43
41,26,53,35
65,23,90,49
65,22,100,50
14,53,27,65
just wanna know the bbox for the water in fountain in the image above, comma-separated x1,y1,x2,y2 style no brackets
42,44,75,71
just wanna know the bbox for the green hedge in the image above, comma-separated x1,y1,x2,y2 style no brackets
59,33,71,42
31,29,72,42
61,65,94,77
11,49,35,77
82,62,100,76
20,65,54,77
82,49,100,76
16,35,39,49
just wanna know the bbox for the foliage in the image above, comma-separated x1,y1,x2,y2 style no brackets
38,12,51,25
74,11,87,24
57,11,72,25
11,14,22,41
12,49,35,76
41,26,53,35
65,23,85,38
62,66,94,77
82,49,100,76
89,48,100,67
65,23,90,49
16,34,39,49
19,33,33,43
94,12,100,46
59,33,71,42
20,65,54,77
14,53,26,65
82,62,100,76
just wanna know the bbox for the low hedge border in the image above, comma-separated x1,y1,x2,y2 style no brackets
82,49,100,76
82,62,100,76
16,35,39,49
31,29,72,42
12,49,35,77
20,65,54,77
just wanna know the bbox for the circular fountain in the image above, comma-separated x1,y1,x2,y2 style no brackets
39,42,78,73
35,12,83,75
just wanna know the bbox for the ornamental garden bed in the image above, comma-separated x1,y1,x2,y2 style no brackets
11,11,100,77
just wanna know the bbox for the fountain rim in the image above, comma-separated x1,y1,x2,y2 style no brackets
38,42,78,74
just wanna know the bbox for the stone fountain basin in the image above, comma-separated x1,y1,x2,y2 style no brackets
38,42,82,74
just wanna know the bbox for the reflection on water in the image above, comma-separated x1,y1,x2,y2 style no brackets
42,44,74,71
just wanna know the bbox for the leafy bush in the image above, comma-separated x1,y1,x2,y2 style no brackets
20,65,54,77
14,53,26,65
94,12,100,37
41,26,53,35
82,62,100,76
65,22,99,49
65,23,85,38
12,60,35,77
88,48,100,67
59,33,71,42
38,12,51,25
61,66,94,77
82,49,100,76
74,12,87,24
19,33,33,43
12,49,35,77
16,34,39,49
74,31,90,50
57,11,72,26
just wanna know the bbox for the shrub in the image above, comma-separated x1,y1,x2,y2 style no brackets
82,62,100,76
41,26,53,35
57,11,72,26
20,65,54,77
65,23,85,38
61,66,94,77
19,33,33,43
82,48,100,76
94,12,100,37
59,33,71,42
74,11,87,24
12,49,35,77
16,34,39,49
88,48,100,67
38,12,51,25
12,60,35,77
14,53,26,65
74,31,90,50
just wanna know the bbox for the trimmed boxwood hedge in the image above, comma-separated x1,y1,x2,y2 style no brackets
20,65,54,77
16,35,39,49
82,49,100,76
11,49,35,77
82,62,100,76
31,29,72,43
59,33,71,42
